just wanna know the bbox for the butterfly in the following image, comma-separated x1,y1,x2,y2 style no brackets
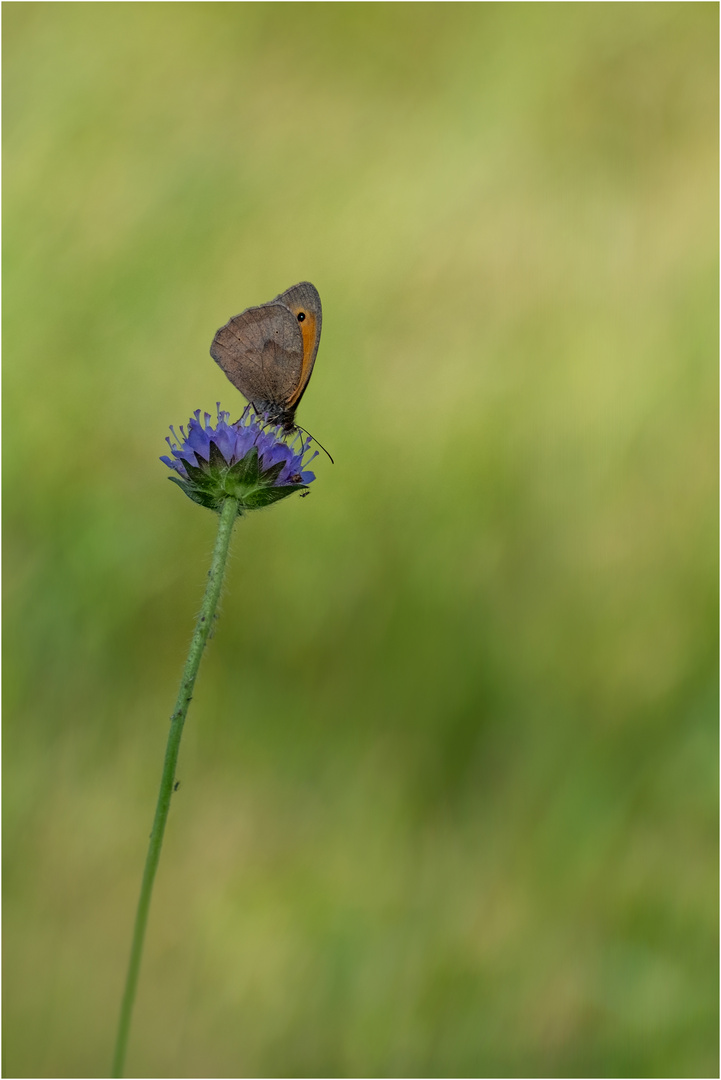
210,281,322,433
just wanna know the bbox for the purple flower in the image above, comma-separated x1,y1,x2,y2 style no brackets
162,405,317,513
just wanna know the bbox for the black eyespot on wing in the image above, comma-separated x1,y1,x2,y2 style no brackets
297,312,306,322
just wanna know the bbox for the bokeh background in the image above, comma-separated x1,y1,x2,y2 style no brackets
4,4,718,1078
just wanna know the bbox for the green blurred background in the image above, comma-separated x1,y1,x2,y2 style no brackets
4,4,718,1077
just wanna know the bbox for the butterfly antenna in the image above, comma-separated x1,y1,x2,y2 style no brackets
295,425,335,465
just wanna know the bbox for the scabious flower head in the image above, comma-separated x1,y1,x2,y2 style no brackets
161,404,317,513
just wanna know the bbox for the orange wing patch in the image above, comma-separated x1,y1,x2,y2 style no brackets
287,309,317,407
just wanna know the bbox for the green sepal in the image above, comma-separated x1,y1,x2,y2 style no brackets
168,475,212,507
242,484,307,508
227,446,260,485
259,460,285,485
208,440,226,470
182,457,211,484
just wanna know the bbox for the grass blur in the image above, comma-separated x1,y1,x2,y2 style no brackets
3,4,717,1078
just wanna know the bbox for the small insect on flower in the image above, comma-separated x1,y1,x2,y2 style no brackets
161,404,318,514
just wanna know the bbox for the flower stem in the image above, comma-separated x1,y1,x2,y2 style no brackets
111,496,239,1078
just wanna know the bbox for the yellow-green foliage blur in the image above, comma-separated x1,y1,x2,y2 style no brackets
4,4,718,1078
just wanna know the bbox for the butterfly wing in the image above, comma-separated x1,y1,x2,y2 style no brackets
210,302,304,412
272,282,322,409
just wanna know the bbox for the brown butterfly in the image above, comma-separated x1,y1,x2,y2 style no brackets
210,282,322,433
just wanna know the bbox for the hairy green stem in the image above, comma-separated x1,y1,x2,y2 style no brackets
111,496,239,1077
